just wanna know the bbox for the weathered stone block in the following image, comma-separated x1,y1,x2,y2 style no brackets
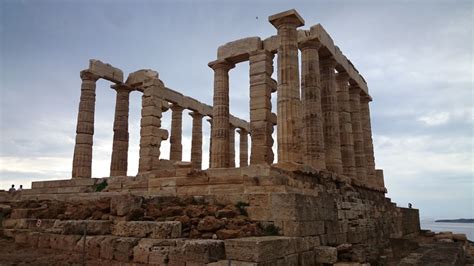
89,59,123,83
112,221,181,239
217,37,262,63
57,220,112,235
314,246,337,263
225,236,297,262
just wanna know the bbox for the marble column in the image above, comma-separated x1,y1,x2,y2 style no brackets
299,39,326,169
138,79,169,174
320,58,343,174
349,86,367,182
189,112,203,169
336,73,356,179
72,70,99,178
208,59,234,168
269,10,305,164
169,104,184,161
238,128,249,167
229,124,236,167
110,84,132,177
361,96,376,183
249,50,275,165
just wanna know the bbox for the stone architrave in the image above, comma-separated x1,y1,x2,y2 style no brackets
169,104,184,161
349,86,367,182
269,9,305,164
299,39,326,169
320,58,343,174
237,128,249,167
110,84,133,177
189,112,203,170
249,50,275,165
138,79,169,174
229,125,236,167
336,72,356,179
208,59,235,168
72,70,100,178
361,96,377,184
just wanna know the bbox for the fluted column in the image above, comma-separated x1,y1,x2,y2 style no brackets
189,112,203,169
110,84,133,176
361,96,376,184
138,79,169,174
269,10,305,164
238,128,249,167
249,50,275,165
299,39,326,169
229,125,236,167
169,104,184,161
320,58,343,174
72,70,99,178
336,73,356,179
208,59,235,168
349,86,367,182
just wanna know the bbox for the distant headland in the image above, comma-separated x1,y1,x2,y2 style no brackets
435,219,474,223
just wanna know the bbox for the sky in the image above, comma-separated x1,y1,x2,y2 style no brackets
0,0,472,219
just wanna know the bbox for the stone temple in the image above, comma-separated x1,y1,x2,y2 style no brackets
0,9,471,265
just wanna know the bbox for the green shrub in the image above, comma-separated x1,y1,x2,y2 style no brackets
235,201,250,216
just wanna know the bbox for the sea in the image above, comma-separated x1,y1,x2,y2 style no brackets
420,220,474,241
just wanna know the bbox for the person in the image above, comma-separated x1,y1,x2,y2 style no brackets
8,184,16,192
18,185,23,192
408,203,412,209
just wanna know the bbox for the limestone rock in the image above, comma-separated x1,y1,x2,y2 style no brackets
314,246,338,264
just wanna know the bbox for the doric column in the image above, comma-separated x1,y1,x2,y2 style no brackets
110,84,133,177
72,70,99,178
299,39,326,169
336,73,356,179
138,79,169,174
169,104,184,161
207,118,213,166
189,112,203,169
349,86,367,182
249,50,275,165
229,125,236,167
269,10,305,164
238,128,249,167
208,59,235,168
361,96,377,184
320,58,343,174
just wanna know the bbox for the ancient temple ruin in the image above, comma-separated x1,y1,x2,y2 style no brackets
2,9,470,266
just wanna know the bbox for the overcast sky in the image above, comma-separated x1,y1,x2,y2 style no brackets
0,0,472,219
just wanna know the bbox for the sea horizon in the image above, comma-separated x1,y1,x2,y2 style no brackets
420,219,474,241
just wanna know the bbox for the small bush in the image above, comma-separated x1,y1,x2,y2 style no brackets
261,223,280,236
94,179,108,192
235,201,250,216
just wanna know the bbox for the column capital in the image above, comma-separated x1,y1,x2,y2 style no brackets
299,39,322,51
336,72,351,83
208,59,235,71
170,104,184,112
80,70,100,81
111,83,133,93
269,9,305,28
360,94,373,103
349,85,362,94
237,128,248,135
189,111,204,119
320,57,338,68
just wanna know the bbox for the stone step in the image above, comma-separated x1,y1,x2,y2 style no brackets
12,231,225,264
